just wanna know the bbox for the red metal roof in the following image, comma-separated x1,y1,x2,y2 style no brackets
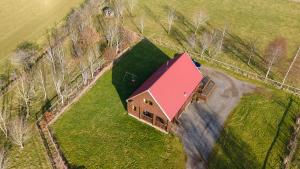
128,52,203,121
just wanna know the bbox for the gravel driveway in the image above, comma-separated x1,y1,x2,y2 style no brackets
176,66,255,169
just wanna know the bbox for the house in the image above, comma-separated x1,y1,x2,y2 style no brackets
126,52,204,132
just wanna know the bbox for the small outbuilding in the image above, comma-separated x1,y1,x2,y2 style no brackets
126,52,203,132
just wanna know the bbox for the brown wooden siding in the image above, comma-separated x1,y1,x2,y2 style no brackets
127,91,172,132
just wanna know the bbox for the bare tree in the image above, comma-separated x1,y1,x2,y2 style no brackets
11,43,39,118
0,105,8,139
105,22,120,48
193,11,208,34
167,8,176,34
46,30,67,105
128,0,137,15
114,0,126,20
37,64,47,100
77,26,101,80
264,37,287,79
200,31,214,59
0,147,7,169
280,47,300,88
140,16,144,34
187,34,197,50
9,116,28,149
247,39,258,65
15,75,34,118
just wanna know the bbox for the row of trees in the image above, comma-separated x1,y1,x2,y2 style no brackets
0,0,139,167
166,8,299,87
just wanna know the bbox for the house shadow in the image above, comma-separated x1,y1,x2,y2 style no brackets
111,39,171,109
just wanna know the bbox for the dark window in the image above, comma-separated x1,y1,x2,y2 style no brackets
144,99,153,106
132,105,137,111
143,111,153,118
156,116,165,124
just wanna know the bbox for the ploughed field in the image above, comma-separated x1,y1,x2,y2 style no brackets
0,0,84,70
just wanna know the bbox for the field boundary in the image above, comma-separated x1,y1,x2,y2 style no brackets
150,38,300,97
36,39,138,169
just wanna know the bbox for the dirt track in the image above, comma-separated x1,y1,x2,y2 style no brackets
176,66,255,169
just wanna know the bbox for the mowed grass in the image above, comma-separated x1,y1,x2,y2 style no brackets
126,0,300,85
208,90,300,169
51,40,185,168
0,0,84,69
7,128,51,169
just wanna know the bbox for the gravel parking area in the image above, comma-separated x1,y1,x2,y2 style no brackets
176,66,255,169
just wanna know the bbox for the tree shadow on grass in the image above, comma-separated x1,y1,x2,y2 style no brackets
262,96,300,169
111,39,171,109
208,127,261,169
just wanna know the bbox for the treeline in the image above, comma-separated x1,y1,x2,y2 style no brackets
0,0,139,167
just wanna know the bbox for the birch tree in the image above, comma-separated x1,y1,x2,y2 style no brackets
128,0,137,15
280,47,300,88
114,0,126,20
9,116,28,149
247,39,258,65
0,148,7,169
140,16,144,34
200,31,214,59
167,8,176,34
46,30,67,105
0,105,8,139
264,37,287,80
11,42,39,118
37,64,47,100
193,11,208,34
78,26,100,79
187,34,197,50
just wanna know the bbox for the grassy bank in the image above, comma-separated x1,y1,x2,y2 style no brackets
209,90,300,169
51,40,185,168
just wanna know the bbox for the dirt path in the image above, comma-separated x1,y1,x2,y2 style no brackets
176,66,255,169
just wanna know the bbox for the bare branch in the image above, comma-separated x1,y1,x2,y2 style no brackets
167,8,176,34
193,11,208,34
9,116,29,149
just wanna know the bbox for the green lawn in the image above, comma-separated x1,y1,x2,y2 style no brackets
208,90,300,169
51,40,185,169
125,0,300,86
0,0,84,69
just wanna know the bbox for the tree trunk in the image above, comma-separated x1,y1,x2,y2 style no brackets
280,47,300,88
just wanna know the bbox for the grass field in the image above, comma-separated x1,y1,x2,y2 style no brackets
125,0,300,86
51,40,185,168
0,0,84,69
208,90,300,169
0,128,51,169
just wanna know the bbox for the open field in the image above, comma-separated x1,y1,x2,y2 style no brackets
208,90,300,169
0,0,84,69
51,40,185,168
125,0,300,86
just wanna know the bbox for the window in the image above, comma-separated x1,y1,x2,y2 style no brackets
143,99,153,106
132,105,137,111
143,111,153,118
156,116,165,124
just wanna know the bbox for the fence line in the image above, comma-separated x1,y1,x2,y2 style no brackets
36,41,135,169
150,38,300,96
